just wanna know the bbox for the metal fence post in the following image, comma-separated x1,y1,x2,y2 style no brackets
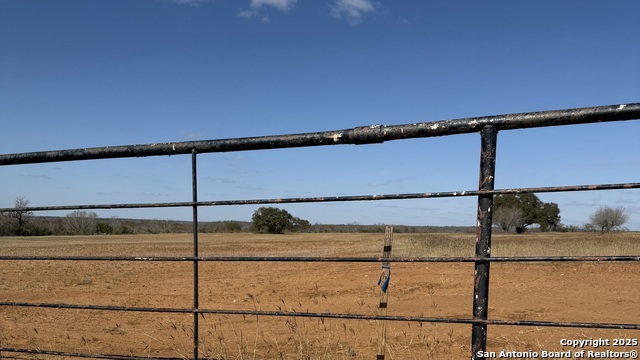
472,125,497,359
192,149,200,360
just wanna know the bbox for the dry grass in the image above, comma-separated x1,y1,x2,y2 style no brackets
397,231,640,257
1,232,639,359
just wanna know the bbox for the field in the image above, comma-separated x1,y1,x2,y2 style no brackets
1,232,639,359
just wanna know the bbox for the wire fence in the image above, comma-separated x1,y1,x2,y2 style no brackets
1,103,639,359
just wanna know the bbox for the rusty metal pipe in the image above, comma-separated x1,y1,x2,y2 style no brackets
1,182,638,213
1,103,638,166
1,302,638,330
472,126,497,358
1,255,638,262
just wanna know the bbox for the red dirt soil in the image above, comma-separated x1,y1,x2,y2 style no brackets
1,233,639,359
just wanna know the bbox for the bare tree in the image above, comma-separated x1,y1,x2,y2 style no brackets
109,216,127,234
146,219,175,234
493,206,525,233
65,210,98,235
5,197,34,235
589,206,629,233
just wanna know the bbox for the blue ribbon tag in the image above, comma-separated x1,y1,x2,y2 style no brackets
378,265,391,293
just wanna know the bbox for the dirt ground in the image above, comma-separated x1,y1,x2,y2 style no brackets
1,233,639,359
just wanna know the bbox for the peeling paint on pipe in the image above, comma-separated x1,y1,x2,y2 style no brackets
1,103,639,165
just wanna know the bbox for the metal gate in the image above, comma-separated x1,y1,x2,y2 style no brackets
1,103,639,359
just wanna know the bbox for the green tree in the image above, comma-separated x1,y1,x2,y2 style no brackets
251,207,309,234
96,222,114,234
538,202,561,232
224,221,243,233
290,216,311,233
493,193,560,233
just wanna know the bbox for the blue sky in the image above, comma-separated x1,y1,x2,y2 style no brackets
1,0,639,229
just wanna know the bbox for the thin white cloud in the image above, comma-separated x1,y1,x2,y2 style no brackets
236,185,265,191
251,0,296,12
142,192,170,197
171,0,205,6
206,177,237,184
222,154,247,161
239,0,297,21
565,200,599,207
181,131,204,140
330,0,376,22
238,9,271,23
19,174,53,180
366,177,407,188
616,195,640,205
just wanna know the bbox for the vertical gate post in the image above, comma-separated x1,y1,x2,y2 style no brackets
376,226,393,360
192,149,200,360
471,125,497,359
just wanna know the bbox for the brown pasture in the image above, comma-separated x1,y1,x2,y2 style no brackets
1,232,639,359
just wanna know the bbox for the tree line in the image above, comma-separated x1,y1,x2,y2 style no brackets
0,197,192,236
1,196,631,236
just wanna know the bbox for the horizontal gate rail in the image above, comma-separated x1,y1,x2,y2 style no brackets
0,348,184,360
1,102,639,360
1,182,639,213
1,302,638,330
0,255,638,262
0,103,639,166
